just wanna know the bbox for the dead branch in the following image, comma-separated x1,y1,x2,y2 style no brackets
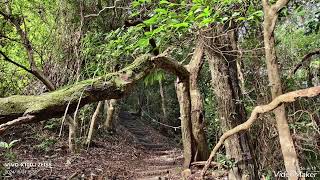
0,115,35,132
201,86,320,177
191,161,227,168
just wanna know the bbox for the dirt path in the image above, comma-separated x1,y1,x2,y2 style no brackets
0,112,183,179
118,112,183,179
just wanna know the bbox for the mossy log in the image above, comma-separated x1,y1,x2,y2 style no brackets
0,54,189,125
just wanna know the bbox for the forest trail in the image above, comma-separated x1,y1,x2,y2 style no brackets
0,112,183,179
118,112,183,179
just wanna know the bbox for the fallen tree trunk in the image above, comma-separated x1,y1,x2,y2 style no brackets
201,86,320,177
0,53,189,129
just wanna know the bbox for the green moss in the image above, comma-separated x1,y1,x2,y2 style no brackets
0,79,93,116
0,95,37,115
122,54,152,72
0,54,154,118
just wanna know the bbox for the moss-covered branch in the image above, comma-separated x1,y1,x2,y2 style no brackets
0,54,189,126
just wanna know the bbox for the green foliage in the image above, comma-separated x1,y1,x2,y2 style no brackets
0,0,60,95
143,70,165,86
0,139,20,150
0,139,20,161
276,4,320,90
35,138,56,152
43,119,60,130
134,0,262,28
3,151,17,161
216,153,236,168
83,0,263,78
0,0,319,176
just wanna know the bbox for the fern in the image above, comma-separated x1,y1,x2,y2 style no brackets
143,70,165,86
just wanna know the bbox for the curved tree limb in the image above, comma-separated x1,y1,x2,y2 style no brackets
201,86,320,178
0,50,33,74
0,10,55,91
293,48,320,74
0,53,189,132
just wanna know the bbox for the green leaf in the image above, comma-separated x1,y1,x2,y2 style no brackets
151,26,165,36
232,12,240,17
251,10,263,17
201,18,214,26
132,0,141,7
172,22,189,28
155,8,168,14
203,6,211,17
143,70,165,86
194,7,203,14
159,0,170,4
237,17,247,21
144,16,158,26
137,38,149,48
0,142,9,149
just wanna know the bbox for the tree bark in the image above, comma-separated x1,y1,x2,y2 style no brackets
262,1,302,179
175,78,194,168
187,38,209,161
159,79,169,134
66,116,78,152
159,79,167,123
204,26,257,179
104,99,118,131
173,37,211,166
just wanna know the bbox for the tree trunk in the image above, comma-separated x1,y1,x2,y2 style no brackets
86,101,103,146
66,116,78,152
159,79,169,133
104,99,118,131
262,1,301,179
187,38,209,161
204,26,257,179
159,79,167,123
175,78,194,168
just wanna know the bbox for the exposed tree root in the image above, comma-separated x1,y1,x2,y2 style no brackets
201,86,320,178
